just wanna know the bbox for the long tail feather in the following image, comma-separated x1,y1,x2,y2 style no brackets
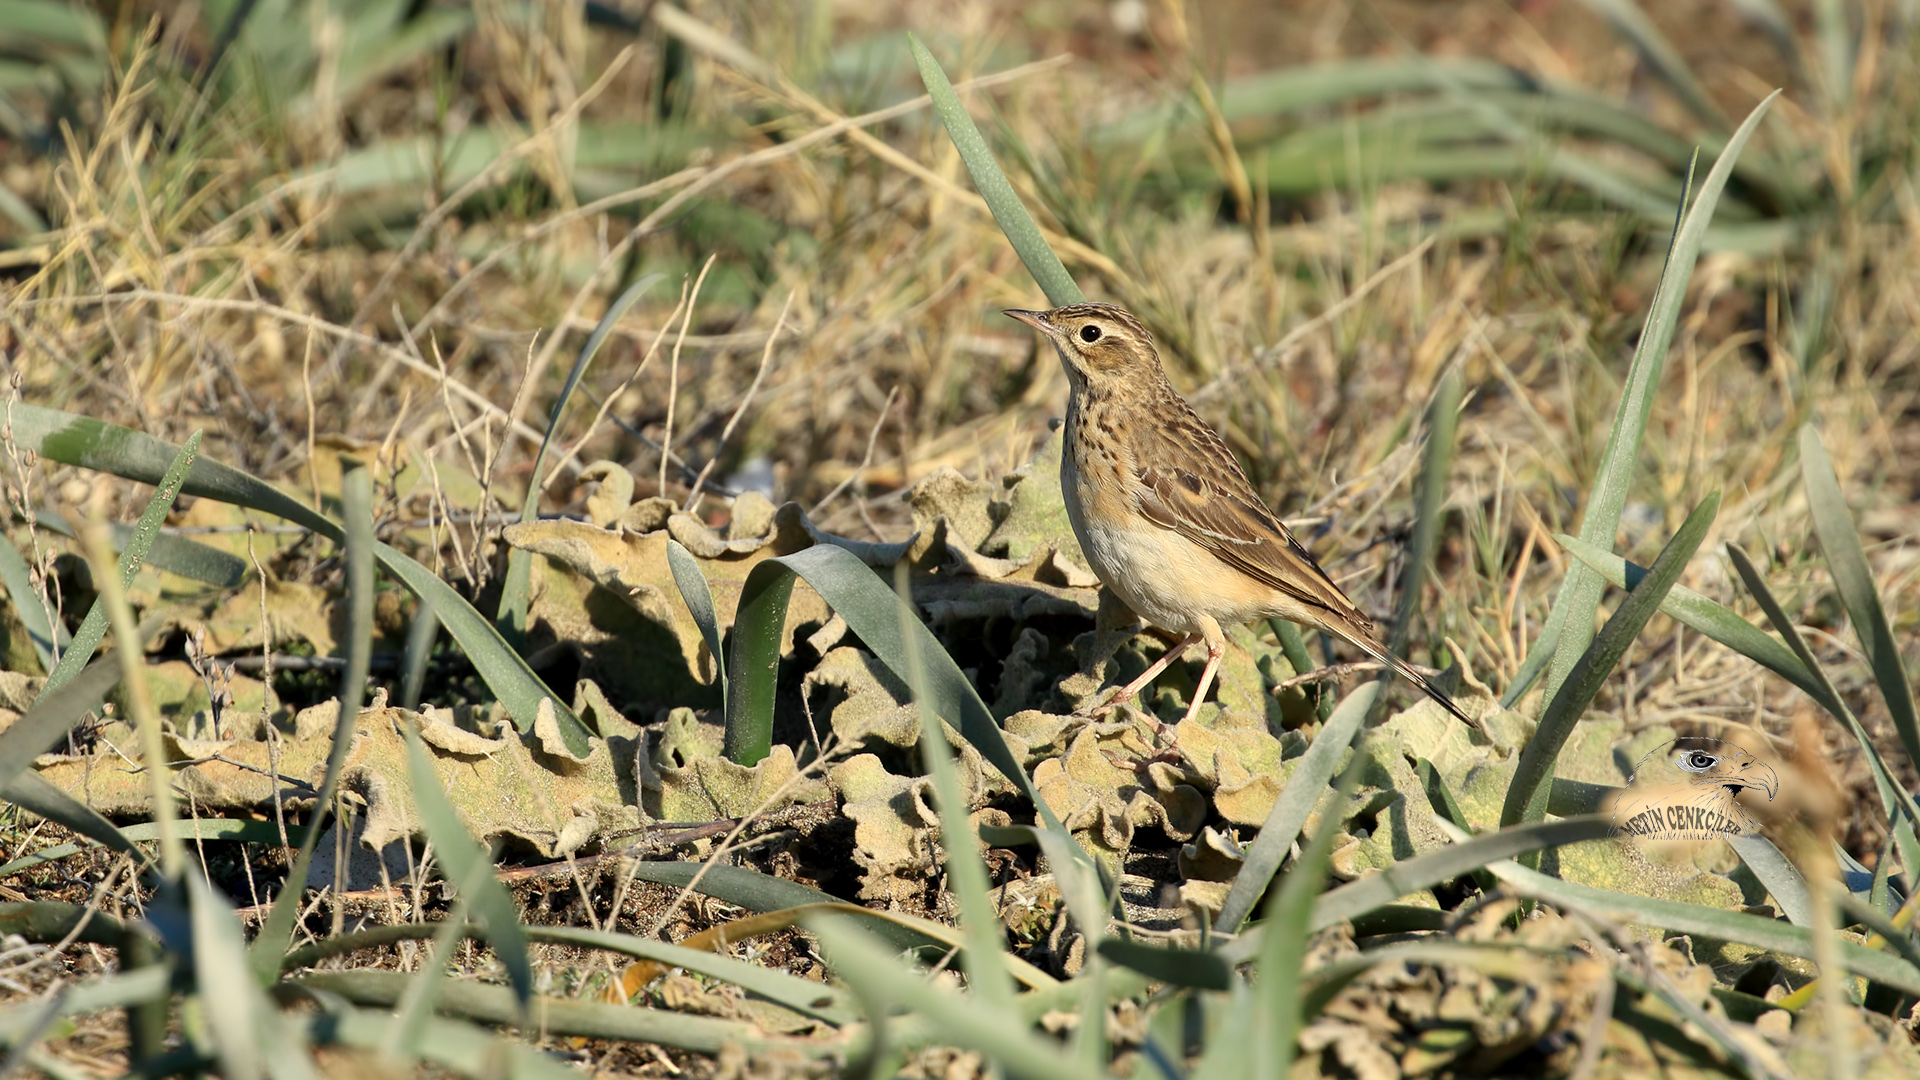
1325,619,1476,726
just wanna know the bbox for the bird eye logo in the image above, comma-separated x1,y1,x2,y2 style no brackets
1611,738,1780,840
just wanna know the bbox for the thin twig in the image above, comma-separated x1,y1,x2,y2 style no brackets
684,290,794,510
811,384,900,516
659,256,717,498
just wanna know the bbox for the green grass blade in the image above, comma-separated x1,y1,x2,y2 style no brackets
1725,542,1920,872
1502,491,1721,828
1488,858,1920,997
1269,617,1333,720
38,431,200,698
400,720,532,1011
188,874,293,1080
9,405,588,751
0,536,57,671
298,978,815,1064
0,771,145,866
1213,682,1380,933
250,459,380,982
283,919,856,1023
809,915,1104,1080
896,567,1014,1011
1389,369,1463,657
0,656,117,792
497,274,661,644
1531,93,1776,709
1728,834,1814,927
908,33,1085,307
1,818,282,879
399,597,437,711
35,510,246,587
1215,817,1614,966
1252,753,1367,1077
1094,938,1231,990
727,544,1071,836
1558,535,1830,706
1799,424,1920,771
666,538,726,715
0,967,168,1044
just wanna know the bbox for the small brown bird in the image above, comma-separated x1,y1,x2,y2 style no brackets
1005,302,1472,728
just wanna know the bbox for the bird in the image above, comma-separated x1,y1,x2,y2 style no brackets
1003,301,1475,729
1612,738,1778,838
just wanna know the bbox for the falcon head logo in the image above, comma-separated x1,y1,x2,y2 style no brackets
1611,737,1780,839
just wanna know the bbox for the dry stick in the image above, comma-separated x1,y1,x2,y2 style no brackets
659,256,717,498
810,384,900,517
683,290,795,510
539,289,691,491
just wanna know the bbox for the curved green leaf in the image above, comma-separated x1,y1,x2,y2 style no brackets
7,405,586,751
0,536,58,671
908,34,1085,308
1213,682,1380,933
39,430,199,697
726,544,1067,835
1503,491,1720,829
498,273,662,644
1530,93,1776,710
666,538,725,715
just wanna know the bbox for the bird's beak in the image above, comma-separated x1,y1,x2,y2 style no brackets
1745,761,1780,801
1003,309,1052,333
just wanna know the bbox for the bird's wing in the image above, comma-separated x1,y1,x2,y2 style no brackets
1130,408,1364,624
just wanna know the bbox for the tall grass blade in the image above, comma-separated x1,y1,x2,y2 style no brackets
1216,816,1614,965
908,33,1086,307
808,915,1104,1080
188,874,319,1080
1798,424,1920,771
298,977,813,1064
1725,542,1920,874
1728,835,1815,927
38,431,200,698
35,510,247,587
1558,535,1829,706
0,771,145,866
9,406,589,751
1531,93,1776,710
895,566,1013,1010
1213,682,1380,933
401,719,533,1012
1488,858,1920,996
727,545,1071,837
0,537,57,671
1389,369,1463,655
0,656,117,792
1502,491,1721,829
399,597,437,711
497,274,661,644
1252,754,1367,1078
250,458,378,982
667,538,726,715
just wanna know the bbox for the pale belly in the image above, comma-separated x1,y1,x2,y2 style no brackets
1062,457,1276,635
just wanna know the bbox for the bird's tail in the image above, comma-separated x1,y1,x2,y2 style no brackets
1325,617,1476,727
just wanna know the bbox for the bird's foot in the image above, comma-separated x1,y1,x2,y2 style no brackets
1083,686,1136,720
1099,715,1184,773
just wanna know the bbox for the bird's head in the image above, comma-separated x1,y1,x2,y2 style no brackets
1635,737,1780,803
1004,302,1161,393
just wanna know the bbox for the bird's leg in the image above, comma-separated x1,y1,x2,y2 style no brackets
1176,623,1229,729
1088,632,1200,719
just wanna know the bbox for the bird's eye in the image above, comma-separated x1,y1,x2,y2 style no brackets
1680,751,1718,771
1079,324,1102,343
